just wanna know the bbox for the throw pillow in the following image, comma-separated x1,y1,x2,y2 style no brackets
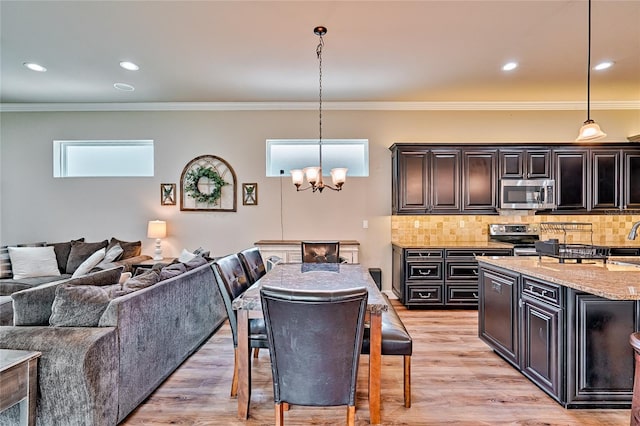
49,283,122,327
159,262,187,281
119,272,132,284
47,238,85,273
66,240,108,274
178,248,197,263
122,269,161,292
0,246,10,279
184,255,208,270
71,248,106,278
95,244,124,269
11,267,123,326
8,246,61,280
107,238,142,260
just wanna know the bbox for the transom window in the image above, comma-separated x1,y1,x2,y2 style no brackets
266,139,369,177
53,140,154,177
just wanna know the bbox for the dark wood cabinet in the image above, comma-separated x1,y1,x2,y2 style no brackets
520,277,564,402
478,265,519,366
591,149,621,210
431,150,461,212
479,262,639,408
500,149,551,179
624,151,640,209
393,150,428,213
553,149,588,211
462,150,497,212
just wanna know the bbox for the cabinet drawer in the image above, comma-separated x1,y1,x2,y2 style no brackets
406,262,443,280
446,284,479,304
446,262,479,280
446,248,513,259
405,249,443,260
522,277,563,306
407,284,443,305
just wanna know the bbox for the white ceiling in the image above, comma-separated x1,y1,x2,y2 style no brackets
1,0,639,107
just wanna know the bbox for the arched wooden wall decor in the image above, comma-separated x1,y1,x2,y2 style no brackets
180,155,237,212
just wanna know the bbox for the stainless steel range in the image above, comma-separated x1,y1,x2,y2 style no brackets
489,223,540,256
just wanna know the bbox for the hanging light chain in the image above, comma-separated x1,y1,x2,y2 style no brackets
586,0,592,121
317,31,324,168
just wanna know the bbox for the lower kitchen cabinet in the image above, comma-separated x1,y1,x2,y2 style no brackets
478,262,638,408
393,245,511,308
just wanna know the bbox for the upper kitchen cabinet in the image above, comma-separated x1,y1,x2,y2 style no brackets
589,148,640,211
391,145,460,214
553,149,588,211
499,149,551,179
462,149,498,213
624,151,640,209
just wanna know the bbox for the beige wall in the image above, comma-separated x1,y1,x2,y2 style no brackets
1,108,638,290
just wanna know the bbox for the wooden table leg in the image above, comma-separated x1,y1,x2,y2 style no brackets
369,311,382,424
237,309,250,419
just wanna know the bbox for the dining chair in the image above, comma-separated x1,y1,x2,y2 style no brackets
212,254,268,397
238,247,266,284
260,285,368,426
301,240,341,263
361,294,413,407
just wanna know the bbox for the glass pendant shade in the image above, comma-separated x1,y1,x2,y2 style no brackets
330,168,348,186
290,169,304,186
303,167,321,184
575,119,607,142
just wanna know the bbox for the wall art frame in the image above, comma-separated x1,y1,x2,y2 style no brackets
242,183,258,206
180,155,237,212
160,183,176,206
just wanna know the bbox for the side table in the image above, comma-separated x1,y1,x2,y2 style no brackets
0,349,41,426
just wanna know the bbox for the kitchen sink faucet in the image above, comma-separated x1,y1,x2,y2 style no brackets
629,221,640,240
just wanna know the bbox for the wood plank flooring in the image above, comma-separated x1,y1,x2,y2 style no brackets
122,299,631,425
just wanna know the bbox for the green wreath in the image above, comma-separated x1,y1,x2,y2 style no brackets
185,166,228,205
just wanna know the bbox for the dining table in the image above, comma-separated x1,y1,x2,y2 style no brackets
231,262,388,424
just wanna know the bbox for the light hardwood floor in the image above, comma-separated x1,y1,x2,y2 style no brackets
122,299,631,425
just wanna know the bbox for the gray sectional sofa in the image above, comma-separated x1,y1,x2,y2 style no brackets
0,259,226,425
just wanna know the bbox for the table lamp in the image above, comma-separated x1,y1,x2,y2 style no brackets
147,220,167,261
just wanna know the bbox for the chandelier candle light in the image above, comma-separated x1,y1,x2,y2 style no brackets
575,0,606,142
291,26,347,193
147,220,167,261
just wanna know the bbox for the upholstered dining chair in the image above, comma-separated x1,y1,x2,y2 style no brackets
238,247,266,284
212,254,268,397
301,241,341,263
260,285,368,425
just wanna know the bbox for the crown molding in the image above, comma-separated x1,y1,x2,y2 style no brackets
1,100,638,113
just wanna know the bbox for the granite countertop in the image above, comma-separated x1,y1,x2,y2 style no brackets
255,239,360,245
392,241,513,249
477,255,640,300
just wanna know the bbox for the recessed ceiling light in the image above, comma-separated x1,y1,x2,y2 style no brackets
593,61,614,71
119,61,140,71
113,82,135,91
502,62,518,71
23,62,47,72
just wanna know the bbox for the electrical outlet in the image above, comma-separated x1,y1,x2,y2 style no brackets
362,220,369,229
460,220,465,228
414,220,420,229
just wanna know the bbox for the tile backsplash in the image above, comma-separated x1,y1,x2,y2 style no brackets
391,213,640,246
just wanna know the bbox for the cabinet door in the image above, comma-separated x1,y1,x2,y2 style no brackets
478,266,519,366
392,245,404,302
462,150,497,212
500,149,550,179
624,151,640,209
527,150,551,178
591,149,621,210
430,150,460,212
554,150,588,210
397,151,429,213
520,295,563,402
500,150,525,179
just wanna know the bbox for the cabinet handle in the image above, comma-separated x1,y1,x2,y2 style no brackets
491,282,502,293
472,269,478,276
418,269,432,276
472,292,478,299
418,292,432,299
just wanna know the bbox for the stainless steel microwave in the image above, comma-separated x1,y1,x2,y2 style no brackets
500,179,556,210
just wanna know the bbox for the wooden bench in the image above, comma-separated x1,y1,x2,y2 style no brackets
362,294,412,407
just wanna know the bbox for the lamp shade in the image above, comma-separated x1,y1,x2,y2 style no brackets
575,120,607,142
147,220,167,239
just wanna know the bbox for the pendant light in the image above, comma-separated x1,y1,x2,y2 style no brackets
290,26,347,192
575,0,606,142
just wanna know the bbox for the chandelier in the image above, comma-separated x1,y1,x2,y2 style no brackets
290,26,347,192
575,0,606,142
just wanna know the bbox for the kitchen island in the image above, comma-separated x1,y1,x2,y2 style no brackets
477,255,640,408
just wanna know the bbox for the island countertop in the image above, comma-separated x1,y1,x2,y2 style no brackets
476,255,640,300
392,241,512,249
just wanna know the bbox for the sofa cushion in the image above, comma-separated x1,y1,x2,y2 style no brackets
1,242,48,279
0,274,72,296
107,238,141,260
72,248,106,278
50,283,122,327
122,269,161,292
66,240,108,274
184,255,208,270
9,246,61,280
11,267,123,326
159,263,187,280
47,238,85,273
